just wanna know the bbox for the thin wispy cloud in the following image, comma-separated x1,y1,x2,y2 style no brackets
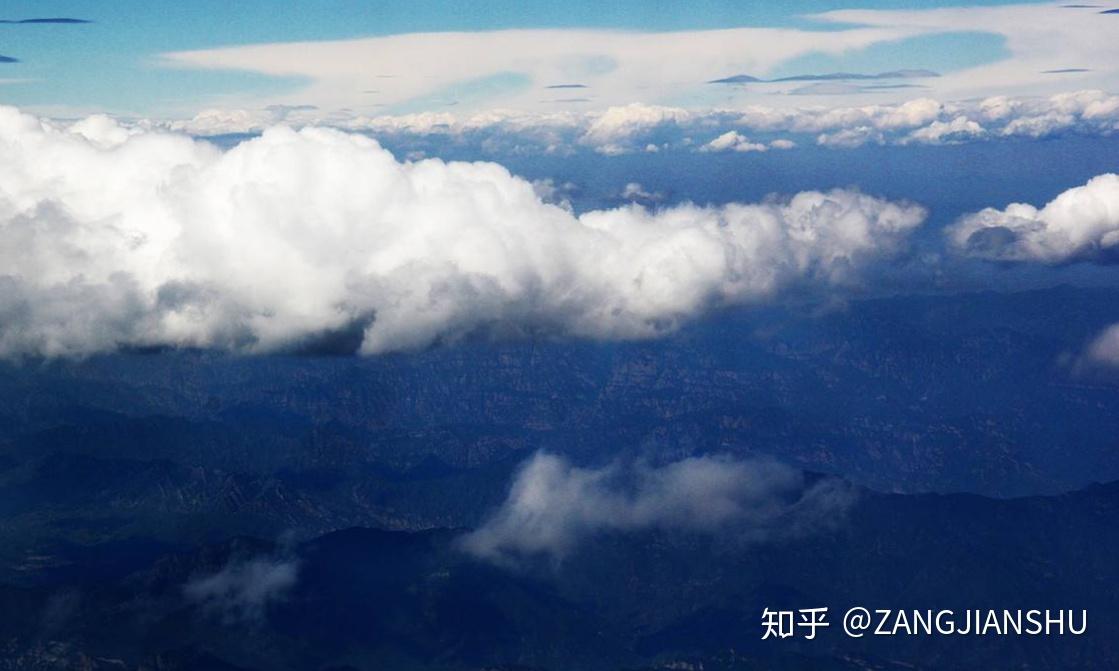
147,4,1119,117
459,452,856,565
0,18,91,24
155,23,942,114
710,69,939,84
185,556,299,625
1084,323,1119,367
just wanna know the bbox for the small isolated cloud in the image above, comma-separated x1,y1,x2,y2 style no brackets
0,106,925,358
700,131,768,153
579,103,693,155
948,173,1119,263
459,452,856,565
619,181,663,202
184,556,298,625
1084,323,1119,366
905,116,984,144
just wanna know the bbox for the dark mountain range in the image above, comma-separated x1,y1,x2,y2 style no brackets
0,287,1117,573
0,476,1115,670
1,286,1117,668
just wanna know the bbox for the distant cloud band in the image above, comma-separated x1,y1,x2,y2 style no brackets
162,90,1119,154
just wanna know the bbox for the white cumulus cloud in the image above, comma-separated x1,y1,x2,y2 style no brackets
905,116,985,145
948,173,1119,263
0,105,926,358
701,131,769,153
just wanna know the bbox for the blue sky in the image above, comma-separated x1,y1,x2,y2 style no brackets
0,0,1057,116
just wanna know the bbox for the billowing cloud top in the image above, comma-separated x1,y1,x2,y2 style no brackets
0,106,926,359
949,173,1119,263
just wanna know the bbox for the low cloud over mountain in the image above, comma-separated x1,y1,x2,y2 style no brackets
184,556,299,624
460,452,855,564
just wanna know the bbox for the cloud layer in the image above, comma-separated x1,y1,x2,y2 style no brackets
949,173,1119,263
0,106,925,358
162,89,1119,156
459,452,855,564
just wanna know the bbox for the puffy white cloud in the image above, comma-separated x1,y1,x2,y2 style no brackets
993,90,1119,139
700,131,768,153
619,182,663,202
905,116,984,145
168,108,277,136
948,173,1119,263
577,93,1116,151
578,103,693,155
0,106,926,358
184,557,298,624
816,126,884,149
459,451,855,564
68,114,141,147
780,97,946,141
